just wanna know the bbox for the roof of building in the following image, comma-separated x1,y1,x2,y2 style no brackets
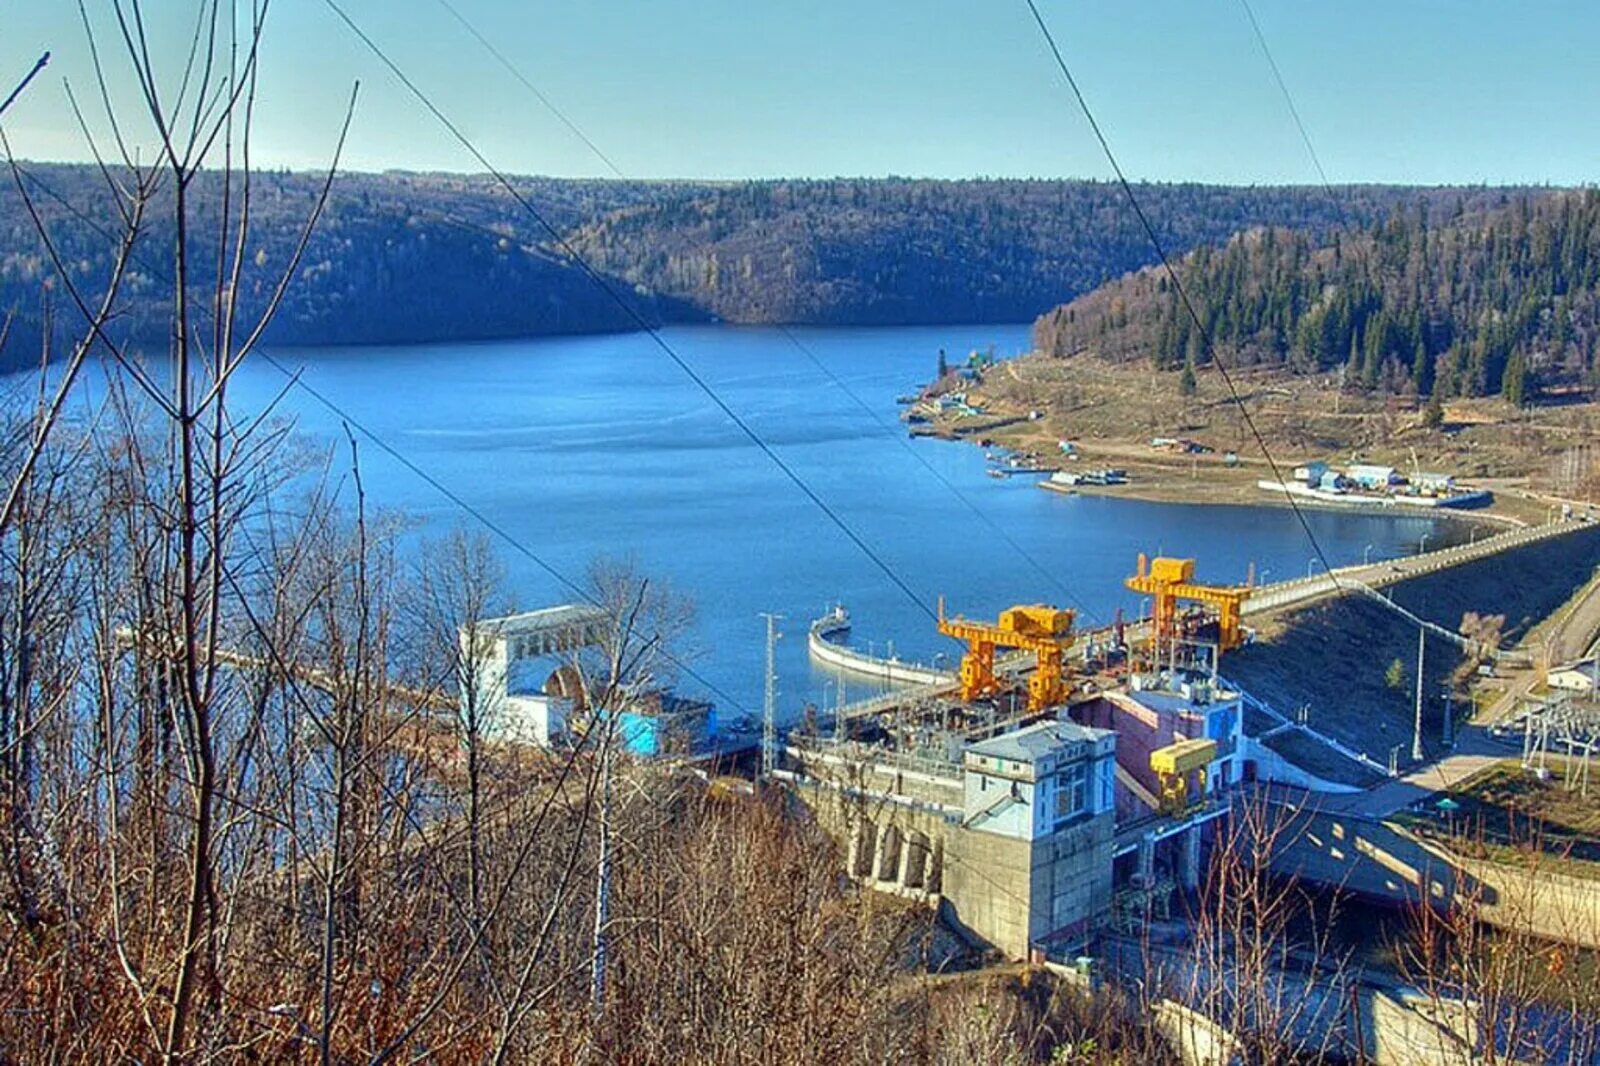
1124,684,1239,718
964,788,1026,830
482,603,609,637
965,719,1112,764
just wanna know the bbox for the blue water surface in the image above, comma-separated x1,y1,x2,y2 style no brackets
21,323,1460,720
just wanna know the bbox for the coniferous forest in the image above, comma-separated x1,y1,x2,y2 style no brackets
1034,190,1600,403
0,165,1499,369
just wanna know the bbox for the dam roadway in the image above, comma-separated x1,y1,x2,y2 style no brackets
815,517,1589,724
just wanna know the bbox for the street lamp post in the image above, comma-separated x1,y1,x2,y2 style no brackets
1419,532,1432,556
1139,597,1152,667
1307,558,1317,579
1412,627,1426,763
1363,543,1374,565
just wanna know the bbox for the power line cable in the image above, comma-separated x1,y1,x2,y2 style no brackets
1019,0,1340,584
0,53,49,118
319,0,938,623
1234,0,1471,651
431,0,626,180
1235,0,1335,196
10,17,942,700
779,339,1103,624
422,0,1102,625
7,161,750,713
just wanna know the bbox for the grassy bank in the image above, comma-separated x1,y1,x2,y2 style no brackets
912,352,1599,525
1392,757,1600,879
1225,524,1600,767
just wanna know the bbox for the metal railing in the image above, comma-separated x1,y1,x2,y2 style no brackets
1223,675,1392,779
1243,521,1585,657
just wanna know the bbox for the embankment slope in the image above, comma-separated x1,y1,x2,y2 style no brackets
1228,524,1600,766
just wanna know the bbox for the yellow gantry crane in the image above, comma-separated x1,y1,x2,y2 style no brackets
937,599,1076,711
1150,737,1217,815
1125,554,1249,657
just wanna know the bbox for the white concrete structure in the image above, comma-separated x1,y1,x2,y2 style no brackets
459,604,609,745
962,720,1117,840
1125,676,1245,792
1549,661,1599,694
806,606,956,686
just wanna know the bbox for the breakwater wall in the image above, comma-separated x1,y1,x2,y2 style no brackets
807,609,956,687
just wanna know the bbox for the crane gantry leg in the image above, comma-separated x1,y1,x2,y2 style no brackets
938,598,1075,712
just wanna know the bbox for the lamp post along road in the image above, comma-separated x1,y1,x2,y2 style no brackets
1412,626,1427,762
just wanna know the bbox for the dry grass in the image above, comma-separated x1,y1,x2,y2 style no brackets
1394,757,1600,876
1226,525,1600,767
919,353,1600,520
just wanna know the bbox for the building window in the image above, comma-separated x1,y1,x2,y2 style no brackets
1054,761,1088,824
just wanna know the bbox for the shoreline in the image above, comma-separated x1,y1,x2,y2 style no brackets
1037,474,1515,524
943,433,1522,525
901,346,1596,529
910,423,1535,528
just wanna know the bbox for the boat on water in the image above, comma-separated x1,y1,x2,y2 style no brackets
987,468,1010,479
1047,468,1129,487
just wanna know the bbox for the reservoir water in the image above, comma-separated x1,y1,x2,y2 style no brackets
32,323,1461,720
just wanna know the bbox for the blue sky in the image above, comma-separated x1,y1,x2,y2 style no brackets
1,1,1596,184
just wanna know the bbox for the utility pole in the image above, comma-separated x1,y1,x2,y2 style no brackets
1412,627,1426,763
1523,701,1535,767
834,670,846,741
1441,682,1454,749
761,612,783,779
590,725,613,1017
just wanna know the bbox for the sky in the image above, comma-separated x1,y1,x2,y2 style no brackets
0,0,1597,186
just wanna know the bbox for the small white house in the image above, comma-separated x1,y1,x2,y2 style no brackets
1293,461,1329,486
459,604,608,746
1548,662,1599,694
961,720,1116,841
1412,472,1456,494
1347,464,1399,490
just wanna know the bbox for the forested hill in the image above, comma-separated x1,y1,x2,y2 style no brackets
1032,189,1593,402
0,165,1507,368
561,180,1460,326
0,165,712,369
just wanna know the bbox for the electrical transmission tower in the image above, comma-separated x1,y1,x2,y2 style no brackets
761,613,783,779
